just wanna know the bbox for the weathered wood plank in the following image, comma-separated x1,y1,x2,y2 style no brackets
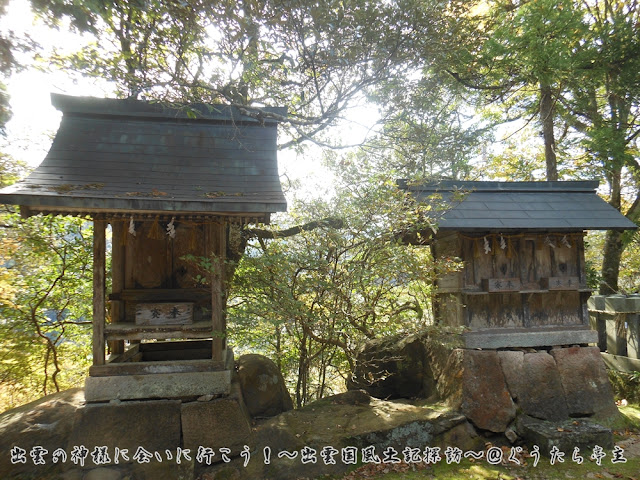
472,238,493,289
576,234,587,286
491,236,519,279
139,340,212,352
211,223,226,362
467,292,523,329
110,288,210,302
528,291,582,327
534,235,552,283
89,359,225,377
171,223,208,289
126,222,170,289
434,233,463,291
520,237,538,290
107,343,140,363
482,278,522,292
540,276,580,290
109,220,125,355
435,293,465,328
140,348,212,362
135,302,194,325
104,321,213,341
92,219,106,366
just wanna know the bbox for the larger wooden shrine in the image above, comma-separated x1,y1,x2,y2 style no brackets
403,180,637,349
0,93,287,401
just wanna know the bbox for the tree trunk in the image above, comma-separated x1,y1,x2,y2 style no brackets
295,334,308,408
600,229,624,294
540,83,558,181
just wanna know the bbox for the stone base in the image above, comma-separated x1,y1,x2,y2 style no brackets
440,346,618,433
85,370,231,402
182,398,252,454
463,327,598,349
68,400,182,453
516,415,613,455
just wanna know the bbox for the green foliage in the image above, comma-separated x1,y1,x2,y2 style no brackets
228,156,457,407
440,0,640,292
32,0,475,149
0,214,93,411
608,368,640,405
370,74,487,180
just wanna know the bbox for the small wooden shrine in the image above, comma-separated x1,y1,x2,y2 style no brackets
0,93,287,401
402,180,637,349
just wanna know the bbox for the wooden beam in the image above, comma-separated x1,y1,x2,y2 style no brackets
104,321,213,341
211,222,226,363
89,359,225,377
93,219,106,366
109,220,125,355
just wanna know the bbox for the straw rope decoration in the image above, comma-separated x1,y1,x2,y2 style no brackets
166,217,176,239
460,232,583,257
128,216,136,237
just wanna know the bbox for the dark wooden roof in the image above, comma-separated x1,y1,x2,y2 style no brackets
402,180,637,232
0,94,287,218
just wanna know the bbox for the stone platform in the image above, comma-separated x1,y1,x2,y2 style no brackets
85,346,233,402
85,369,231,402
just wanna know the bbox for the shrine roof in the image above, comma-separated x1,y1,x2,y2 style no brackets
401,180,637,232
0,94,288,218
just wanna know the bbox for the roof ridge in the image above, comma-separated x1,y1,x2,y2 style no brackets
50,93,288,124
400,179,600,193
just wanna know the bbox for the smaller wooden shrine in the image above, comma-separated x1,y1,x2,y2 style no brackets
402,180,637,349
0,93,287,401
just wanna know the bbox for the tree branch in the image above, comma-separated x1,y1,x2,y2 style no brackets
244,217,344,240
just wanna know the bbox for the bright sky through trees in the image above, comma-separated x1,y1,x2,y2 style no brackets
0,0,379,192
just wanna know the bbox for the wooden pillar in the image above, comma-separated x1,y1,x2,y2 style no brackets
93,219,106,366
109,221,125,355
211,222,226,363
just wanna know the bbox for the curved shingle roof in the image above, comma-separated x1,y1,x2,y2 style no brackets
401,180,637,231
0,94,287,218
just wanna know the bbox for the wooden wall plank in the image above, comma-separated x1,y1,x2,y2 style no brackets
528,291,582,326
520,236,538,290
211,222,226,362
109,220,125,355
93,219,106,366
433,233,463,290
467,293,523,329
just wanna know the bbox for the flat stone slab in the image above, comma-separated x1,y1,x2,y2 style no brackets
85,370,231,402
551,346,617,418
516,415,613,456
464,329,597,349
67,400,182,455
181,398,252,454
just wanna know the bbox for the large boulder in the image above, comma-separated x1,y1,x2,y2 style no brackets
516,415,614,455
181,397,252,455
0,389,84,479
68,399,182,454
236,354,293,418
347,333,435,399
459,350,517,433
200,395,483,480
550,346,618,419
518,351,569,421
